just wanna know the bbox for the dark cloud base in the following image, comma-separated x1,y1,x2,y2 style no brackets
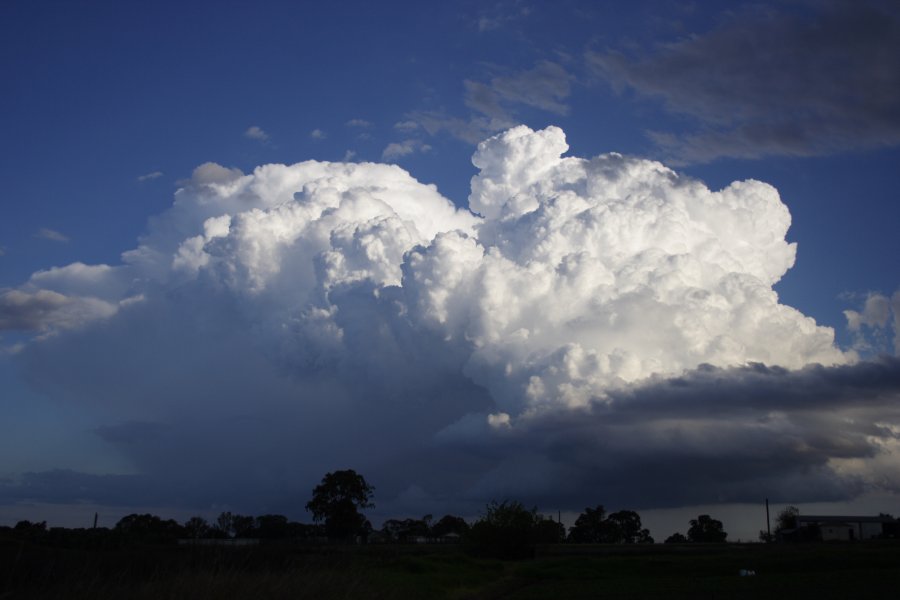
4,357,898,518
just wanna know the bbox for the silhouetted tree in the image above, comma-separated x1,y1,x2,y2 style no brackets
381,517,430,542
255,514,289,540
306,469,375,541
13,520,47,541
286,521,325,539
776,506,799,532
115,513,182,542
664,532,687,544
216,511,235,537
568,507,653,543
606,510,654,544
432,514,469,538
687,514,727,543
568,505,608,543
232,514,256,538
534,516,566,543
466,500,559,559
183,516,211,539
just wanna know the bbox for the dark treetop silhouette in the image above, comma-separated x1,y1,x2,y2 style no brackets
305,469,375,541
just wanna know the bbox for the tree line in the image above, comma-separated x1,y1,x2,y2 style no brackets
2,469,729,556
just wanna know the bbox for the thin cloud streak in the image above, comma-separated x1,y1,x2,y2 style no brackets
34,228,69,243
137,171,163,183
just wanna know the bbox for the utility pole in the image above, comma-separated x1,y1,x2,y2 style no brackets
765,498,771,542
558,510,563,542
93,512,98,529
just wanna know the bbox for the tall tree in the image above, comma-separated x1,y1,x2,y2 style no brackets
569,507,653,543
467,500,545,559
775,506,799,532
687,514,727,543
306,469,375,541
432,514,469,538
606,510,654,544
183,516,210,539
568,505,608,543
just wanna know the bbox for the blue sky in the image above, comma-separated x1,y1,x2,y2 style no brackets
2,0,899,540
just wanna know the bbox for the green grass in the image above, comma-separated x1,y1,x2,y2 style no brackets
3,539,900,599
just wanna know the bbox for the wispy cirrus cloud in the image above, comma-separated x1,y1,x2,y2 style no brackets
407,61,573,144
137,171,163,183
464,60,572,119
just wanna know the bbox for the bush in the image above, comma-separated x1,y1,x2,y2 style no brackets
465,500,561,559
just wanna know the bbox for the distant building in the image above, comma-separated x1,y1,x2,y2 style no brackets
786,515,895,541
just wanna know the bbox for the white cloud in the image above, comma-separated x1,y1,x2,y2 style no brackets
0,289,117,333
244,125,269,141
343,149,357,161
186,162,244,186
381,139,431,160
846,294,891,331
35,228,69,243
29,263,127,298
137,171,163,183
345,119,372,128
845,290,900,356
5,125,892,520
393,120,419,132
309,128,327,140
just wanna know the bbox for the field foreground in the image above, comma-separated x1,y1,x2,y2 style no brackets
3,538,900,599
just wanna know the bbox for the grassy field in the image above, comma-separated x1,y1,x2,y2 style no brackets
3,538,900,599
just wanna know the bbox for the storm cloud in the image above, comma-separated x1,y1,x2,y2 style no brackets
2,126,897,517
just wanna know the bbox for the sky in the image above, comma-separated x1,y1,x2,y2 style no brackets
1,0,899,541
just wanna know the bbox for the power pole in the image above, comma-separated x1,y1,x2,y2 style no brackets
765,498,771,542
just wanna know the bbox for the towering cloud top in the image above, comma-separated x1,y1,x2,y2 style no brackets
405,126,845,415
6,126,845,415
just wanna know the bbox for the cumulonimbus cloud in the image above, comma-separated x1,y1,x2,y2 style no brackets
2,126,897,516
